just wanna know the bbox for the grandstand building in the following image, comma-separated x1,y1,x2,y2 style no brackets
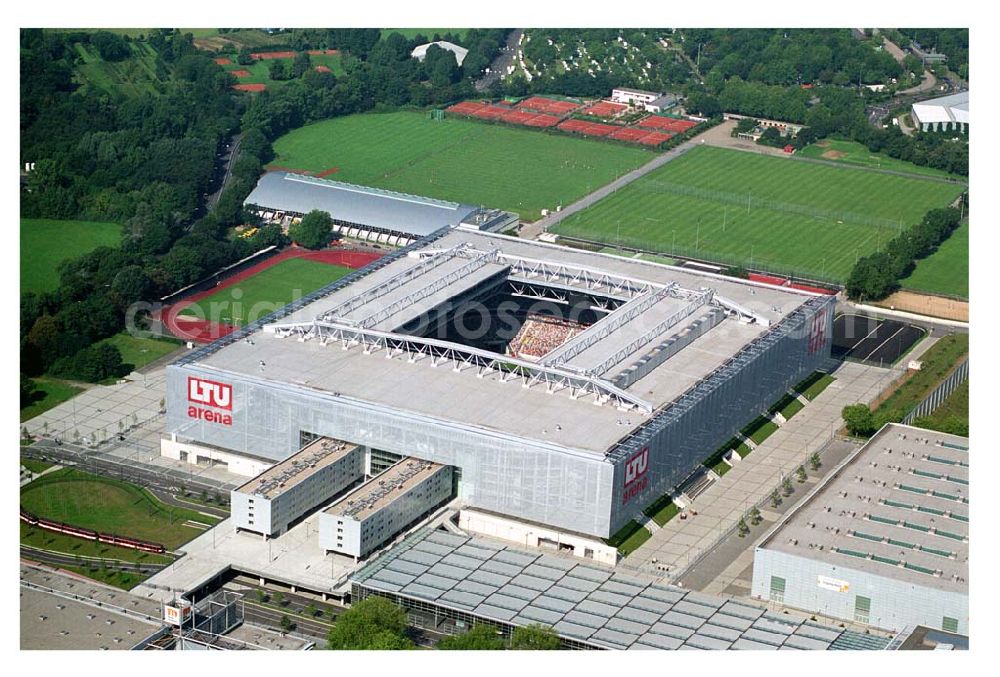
230,437,364,538
164,229,834,545
911,91,969,133
319,458,453,559
751,424,968,635
244,172,517,246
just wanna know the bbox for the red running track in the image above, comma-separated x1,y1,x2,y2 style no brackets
155,247,382,344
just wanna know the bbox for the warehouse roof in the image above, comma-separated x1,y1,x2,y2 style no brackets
185,230,819,456
758,423,969,594
912,91,969,125
352,526,889,650
235,437,359,499
244,172,479,238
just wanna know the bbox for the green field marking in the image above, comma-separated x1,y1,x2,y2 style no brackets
875,334,969,420
798,138,964,180
552,145,965,282
20,377,84,423
900,220,969,298
20,468,219,549
271,111,653,221
179,258,352,326
21,458,54,474
797,372,836,400
20,523,173,567
21,218,123,294
95,333,183,370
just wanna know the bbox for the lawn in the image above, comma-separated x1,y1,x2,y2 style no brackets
21,458,54,474
72,41,166,97
552,145,965,282
20,523,172,566
220,52,344,88
20,468,218,549
604,520,651,556
875,334,969,419
745,417,779,446
270,111,654,221
798,138,966,180
21,218,122,294
95,333,183,370
178,258,353,326
20,377,84,423
797,372,836,401
911,380,968,436
900,219,969,298
642,495,681,527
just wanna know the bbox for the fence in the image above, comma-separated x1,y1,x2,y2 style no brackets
902,358,969,424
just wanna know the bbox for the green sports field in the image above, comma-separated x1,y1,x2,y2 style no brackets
900,220,969,297
270,111,654,221
95,333,183,370
178,258,352,326
552,146,965,282
21,218,122,294
798,138,966,180
21,468,218,549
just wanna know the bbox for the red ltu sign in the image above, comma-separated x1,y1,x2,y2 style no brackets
187,376,233,425
807,308,829,355
622,447,650,505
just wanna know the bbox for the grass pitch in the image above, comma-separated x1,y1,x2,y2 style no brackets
900,220,969,297
20,377,84,423
798,138,965,180
20,468,218,549
271,111,654,221
178,258,353,326
21,218,122,294
552,145,965,282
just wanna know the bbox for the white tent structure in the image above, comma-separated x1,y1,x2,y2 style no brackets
912,91,969,133
411,41,468,67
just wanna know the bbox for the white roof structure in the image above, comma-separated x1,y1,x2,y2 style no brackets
411,41,468,66
911,91,969,126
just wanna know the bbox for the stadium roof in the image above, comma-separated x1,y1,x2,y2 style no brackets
912,91,969,125
351,526,889,650
184,230,819,456
244,172,479,238
411,41,469,66
758,423,969,594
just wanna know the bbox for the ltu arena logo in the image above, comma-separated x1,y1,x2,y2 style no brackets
622,447,650,505
187,376,233,425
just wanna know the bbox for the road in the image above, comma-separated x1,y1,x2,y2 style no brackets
474,29,522,92
204,133,243,213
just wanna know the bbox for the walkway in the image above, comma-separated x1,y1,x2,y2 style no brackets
624,360,902,578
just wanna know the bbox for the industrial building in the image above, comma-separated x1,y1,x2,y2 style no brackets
165,228,834,544
231,437,364,538
320,458,453,558
751,423,968,635
243,172,517,245
350,526,891,650
911,91,969,133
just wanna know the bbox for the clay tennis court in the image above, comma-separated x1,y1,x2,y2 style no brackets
230,69,252,78
832,313,925,366
580,100,627,118
233,83,266,92
251,51,296,60
515,96,581,115
214,57,232,66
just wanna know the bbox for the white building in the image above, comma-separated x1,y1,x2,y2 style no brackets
231,437,364,538
320,458,452,559
644,94,679,113
611,87,664,106
410,41,468,67
751,424,968,635
911,91,969,133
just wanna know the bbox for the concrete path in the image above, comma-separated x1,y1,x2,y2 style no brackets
20,463,62,487
623,360,901,579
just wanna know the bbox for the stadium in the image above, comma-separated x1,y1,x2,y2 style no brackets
164,227,834,548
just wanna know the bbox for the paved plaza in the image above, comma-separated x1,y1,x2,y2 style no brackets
625,359,903,579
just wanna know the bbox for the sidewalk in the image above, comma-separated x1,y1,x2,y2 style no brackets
625,360,901,577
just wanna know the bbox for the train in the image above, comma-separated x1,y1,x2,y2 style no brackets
20,508,167,554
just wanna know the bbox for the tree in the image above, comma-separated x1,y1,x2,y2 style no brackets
288,210,333,250
796,465,807,483
327,596,414,650
273,591,284,606
291,52,312,78
305,602,318,617
279,614,292,633
237,47,254,65
781,475,794,497
510,623,560,650
737,518,750,537
20,375,38,409
770,489,781,508
809,452,822,471
748,506,762,525
437,623,505,650
842,403,878,437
